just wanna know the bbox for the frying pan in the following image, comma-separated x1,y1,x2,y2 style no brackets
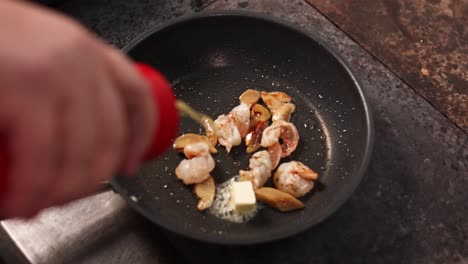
111,11,374,245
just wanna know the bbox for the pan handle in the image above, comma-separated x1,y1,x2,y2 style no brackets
0,143,114,197
95,181,115,195
0,181,115,221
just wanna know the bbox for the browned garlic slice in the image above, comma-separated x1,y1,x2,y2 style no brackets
173,133,217,154
240,89,261,106
254,187,305,212
260,91,292,112
194,176,215,211
272,103,296,123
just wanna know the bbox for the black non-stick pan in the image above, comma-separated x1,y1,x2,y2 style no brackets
111,11,373,245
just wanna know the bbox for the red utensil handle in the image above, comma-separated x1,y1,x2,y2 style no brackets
0,63,178,197
136,63,179,161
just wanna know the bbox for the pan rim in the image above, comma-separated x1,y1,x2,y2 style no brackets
115,10,375,245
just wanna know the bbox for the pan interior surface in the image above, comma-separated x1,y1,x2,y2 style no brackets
113,13,372,244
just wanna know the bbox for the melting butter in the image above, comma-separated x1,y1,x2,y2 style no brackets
208,177,259,223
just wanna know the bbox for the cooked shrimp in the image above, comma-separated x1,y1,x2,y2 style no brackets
268,141,281,169
214,114,241,153
239,150,273,188
175,142,215,185
261,120,299,157
273,161,318,197
230,103,250,138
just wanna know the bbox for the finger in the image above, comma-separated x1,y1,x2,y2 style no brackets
44,180,103,209
40,78,125,209
91,77,127,183
1,106,57,218
52,87,97,203
104,48,155,175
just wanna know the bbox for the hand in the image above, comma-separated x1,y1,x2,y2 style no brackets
0,1,155,218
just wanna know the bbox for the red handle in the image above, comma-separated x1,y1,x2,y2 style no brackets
0,63,179,197
135,63,179,161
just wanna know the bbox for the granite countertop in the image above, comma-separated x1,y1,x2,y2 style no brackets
308,0,468,132
6,0,466,263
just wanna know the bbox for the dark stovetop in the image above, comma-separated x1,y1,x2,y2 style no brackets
0,1,466,264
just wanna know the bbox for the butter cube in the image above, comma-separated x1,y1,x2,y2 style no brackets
231,181,256,213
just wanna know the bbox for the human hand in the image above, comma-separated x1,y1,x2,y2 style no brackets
0,1,155,218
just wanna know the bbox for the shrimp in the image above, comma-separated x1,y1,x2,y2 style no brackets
261,120,299,157
268,141,282,169
214,101,251,152
230,103,250,138
214,114,241,153
273,161,318,197
239,150,273,188
175,142,215,185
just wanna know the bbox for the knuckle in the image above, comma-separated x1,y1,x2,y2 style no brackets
65,26,97,52
109,134,126,165
72,150,94,171
94,155,116,181
113,118,127,143
123,68,151,101
102,118,126,154
128,82,151,107
20,59,57,92
101,136,124,166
